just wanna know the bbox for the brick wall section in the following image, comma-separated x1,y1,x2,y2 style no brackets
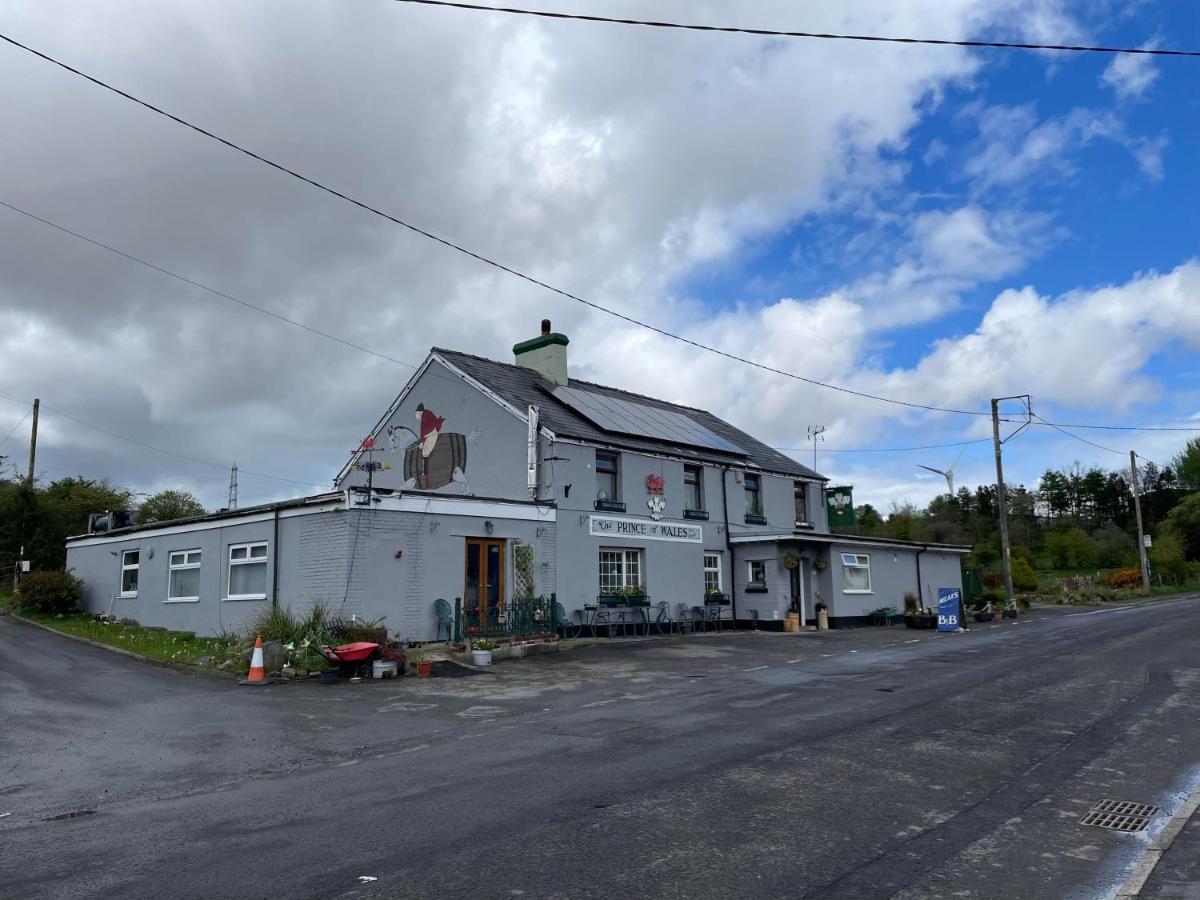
294,513,351,616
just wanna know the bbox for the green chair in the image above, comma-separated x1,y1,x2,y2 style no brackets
434,597,453,642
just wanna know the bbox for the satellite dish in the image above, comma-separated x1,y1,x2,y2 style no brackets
916,447,967,495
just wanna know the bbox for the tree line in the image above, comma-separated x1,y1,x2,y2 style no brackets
838,438,1200,579
0,478,205,575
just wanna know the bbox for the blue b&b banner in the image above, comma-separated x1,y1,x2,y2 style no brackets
937,588,961,632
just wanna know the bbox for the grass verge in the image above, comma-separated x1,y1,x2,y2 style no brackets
13,610,241,669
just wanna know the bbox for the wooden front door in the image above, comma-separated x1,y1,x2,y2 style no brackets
464,538,506,631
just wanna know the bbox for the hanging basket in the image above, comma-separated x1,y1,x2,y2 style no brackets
783,552,800,570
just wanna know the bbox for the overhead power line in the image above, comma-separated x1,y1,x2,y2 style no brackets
0,32,988,418
0,389,316,488
0,199,416,371
0,409,32,451
776,437,993,454
1027,420,1200,433
1032,412,1126,457
392,0,1200,58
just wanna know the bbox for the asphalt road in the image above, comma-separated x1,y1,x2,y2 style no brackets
2,597,1199,900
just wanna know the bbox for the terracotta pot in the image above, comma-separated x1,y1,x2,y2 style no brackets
416,659,434,679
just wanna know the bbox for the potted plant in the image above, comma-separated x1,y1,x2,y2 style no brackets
973,590,1000,622
471,638,495,666
704,589,730,605
620,585,649,606
903,593,936,629
782,552,800,570
813,558,828,571
815,600,829,631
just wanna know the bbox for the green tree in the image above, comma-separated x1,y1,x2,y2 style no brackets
1044,527,1099,570
1092,523,1136,568
852,504,883,536
1162,492,1200,560
1149,528,1188,582
5,477,133,571
135,489,206,525
1171,439,1200,491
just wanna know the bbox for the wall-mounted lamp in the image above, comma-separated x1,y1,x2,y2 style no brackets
484,520,495,535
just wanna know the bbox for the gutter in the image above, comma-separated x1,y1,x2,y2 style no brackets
271,506,280,610
720,465,737,625
915,545,927,609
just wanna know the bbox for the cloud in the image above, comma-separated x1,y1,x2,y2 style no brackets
1101,49,1160,100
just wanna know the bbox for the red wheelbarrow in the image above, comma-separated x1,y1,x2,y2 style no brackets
319,642,381,680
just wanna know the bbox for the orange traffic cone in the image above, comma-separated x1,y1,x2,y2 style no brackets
239,634,270,686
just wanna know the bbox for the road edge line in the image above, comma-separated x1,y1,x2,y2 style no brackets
1114,784,1200,898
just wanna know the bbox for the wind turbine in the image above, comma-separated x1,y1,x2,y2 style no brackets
916,447,967,496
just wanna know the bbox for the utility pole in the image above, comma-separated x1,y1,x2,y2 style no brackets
1130,451,1152,594
990,396,1024,611
26,398,39,484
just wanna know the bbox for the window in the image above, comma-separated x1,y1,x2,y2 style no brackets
841,553,872,593
167,549,202,602
227,542,268,599
794,482,809,525
598,548,643,594
744,473,763,519
684,465,704,512
747,560,767,589
703,553,722,594
595,451,621,508
119,549,139,596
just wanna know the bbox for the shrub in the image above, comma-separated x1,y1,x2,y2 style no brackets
980,588,1005,607
983,572,1003,589
15,570,83,614
1108,568,1143,590
1010,557,1038,592
244,605,302,644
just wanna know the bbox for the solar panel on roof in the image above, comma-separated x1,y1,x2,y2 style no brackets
551,385,747,456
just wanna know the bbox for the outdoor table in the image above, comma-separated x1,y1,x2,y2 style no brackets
596,598,652,636
704,597,733,631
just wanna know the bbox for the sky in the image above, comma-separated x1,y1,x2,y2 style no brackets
1,0,1198,514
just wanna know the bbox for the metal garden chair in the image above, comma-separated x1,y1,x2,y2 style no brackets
433,597,453,642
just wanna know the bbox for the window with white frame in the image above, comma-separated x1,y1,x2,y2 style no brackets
119,549,139,596
841,553,872,593
703,553,722,594
747,559,767,588
167,549,202,601
598,548,643,594
227,542,268,599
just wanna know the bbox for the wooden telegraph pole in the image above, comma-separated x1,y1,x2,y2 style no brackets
26,398,39,484
990,395,1030,612
1130,451,1152,594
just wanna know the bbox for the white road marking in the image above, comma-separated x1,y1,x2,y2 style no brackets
580,698,619,708
788,658,803,664
743,665,769,671
849,650,859,653
399,744,430,754
905,640,920,644
358,876,378,883
0,812,10,818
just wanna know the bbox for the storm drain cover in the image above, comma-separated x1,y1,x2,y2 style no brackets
1081,800,1159,832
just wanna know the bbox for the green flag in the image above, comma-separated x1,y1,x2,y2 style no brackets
826,486,855,527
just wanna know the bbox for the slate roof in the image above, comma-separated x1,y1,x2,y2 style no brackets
434,348,824,481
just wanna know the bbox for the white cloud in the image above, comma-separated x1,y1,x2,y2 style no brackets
1101,50,1160,100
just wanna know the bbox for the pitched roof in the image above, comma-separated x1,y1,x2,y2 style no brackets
434,348,824,480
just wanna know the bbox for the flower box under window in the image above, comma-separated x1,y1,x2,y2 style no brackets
744,514,768,525
683,509,709,520
594,499,626,513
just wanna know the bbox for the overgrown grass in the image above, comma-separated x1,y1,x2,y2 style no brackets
16,610,241,668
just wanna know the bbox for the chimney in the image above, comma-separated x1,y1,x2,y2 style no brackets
513,318,569,386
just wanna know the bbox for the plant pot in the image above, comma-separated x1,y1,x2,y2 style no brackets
904,614,938,630
319,668,339,685
1002,608,1018,619
471,649,493,666
973,611,996,623
817,609,829,631
784,612,800,633
416,659,434,679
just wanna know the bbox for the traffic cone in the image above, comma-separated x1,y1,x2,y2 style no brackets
239,634,269,686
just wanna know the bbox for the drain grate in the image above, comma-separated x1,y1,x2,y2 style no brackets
1081,799,1159,832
